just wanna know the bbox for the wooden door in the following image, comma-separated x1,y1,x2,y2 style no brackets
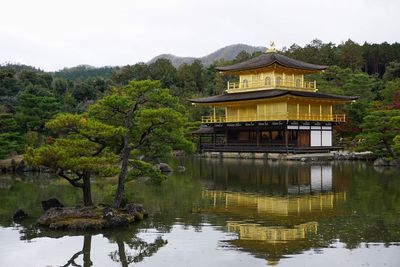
298,131,310,147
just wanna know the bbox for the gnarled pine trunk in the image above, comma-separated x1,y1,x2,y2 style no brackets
113,128,130,208
82,172,93,206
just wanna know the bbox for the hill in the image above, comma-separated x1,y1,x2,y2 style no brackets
148,44,265,67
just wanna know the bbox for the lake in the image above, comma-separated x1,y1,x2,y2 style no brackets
0,158,399,267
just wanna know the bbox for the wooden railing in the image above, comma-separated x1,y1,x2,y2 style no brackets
227,79,317,93
201,113,346,123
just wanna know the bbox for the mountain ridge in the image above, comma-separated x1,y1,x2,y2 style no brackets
148,44,266,67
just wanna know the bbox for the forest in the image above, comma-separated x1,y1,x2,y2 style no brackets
1,39,400,161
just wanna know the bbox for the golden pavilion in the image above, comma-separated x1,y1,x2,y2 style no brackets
190,43,357,153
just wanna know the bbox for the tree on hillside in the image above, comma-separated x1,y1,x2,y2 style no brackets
15,87,59,146
26,114,123,206
71,77,111,102
52,78,72,97
0,112,23,159
88,80,194,208
338,39,364,71
0,68,19,112
177,60,205,93
383,61,400,81
0,68,18,97
381,79,400,108
17,69,52,89
112,64,151,86
357,109,400,158
232,51,252,64
149,59,177,88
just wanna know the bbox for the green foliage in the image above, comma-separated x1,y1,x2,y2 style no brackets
89,80,194,158
149,59,178,88
61,90,78,113
0,67,18,97
26,113,123,176
393,135,400,156
52,78,72,97
26,139,117,175
338,39,364,71
380,78,400,107
71,77,111,102
54,65,115,80
126,159,166,185
15,86,59,146
357,109,400,157
383,61,400,81
0,113,23,159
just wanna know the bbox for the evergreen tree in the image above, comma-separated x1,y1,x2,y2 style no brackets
88,80,194,208
357,109,400,158
0,112,23,159
26,114,123,206
15,86,59,146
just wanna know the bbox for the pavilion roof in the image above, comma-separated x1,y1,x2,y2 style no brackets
189,89,358,104
216,52,327,73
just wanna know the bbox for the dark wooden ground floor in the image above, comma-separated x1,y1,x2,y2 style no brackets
198,143,341,153
193,122,338,153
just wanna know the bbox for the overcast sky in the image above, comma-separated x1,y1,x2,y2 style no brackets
1,0,399,71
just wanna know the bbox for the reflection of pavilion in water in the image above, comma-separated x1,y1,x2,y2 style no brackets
202,190,346,217
202,189,344,266
199,161,346,266
227,221,318,243
198,159,348,195
226,221,321,266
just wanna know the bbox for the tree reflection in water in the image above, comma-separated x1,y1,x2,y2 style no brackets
105,230,167,267
62,234,93,267
15,223,167,267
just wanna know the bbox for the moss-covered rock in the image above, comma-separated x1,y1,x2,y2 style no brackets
37,204,147,230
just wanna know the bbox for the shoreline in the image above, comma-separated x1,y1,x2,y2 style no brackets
200,151,375,161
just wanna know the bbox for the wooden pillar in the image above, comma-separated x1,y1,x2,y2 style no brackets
297,103,300,120
319,104,322,120
285,128,289,154
308,104,311,120
213,106,216,122
256,125,260,146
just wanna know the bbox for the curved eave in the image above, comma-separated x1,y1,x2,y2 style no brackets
189,90,358,105
217,62,327,75
216,52,327,73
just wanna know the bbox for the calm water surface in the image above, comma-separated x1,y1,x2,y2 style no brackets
0,158,399,267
